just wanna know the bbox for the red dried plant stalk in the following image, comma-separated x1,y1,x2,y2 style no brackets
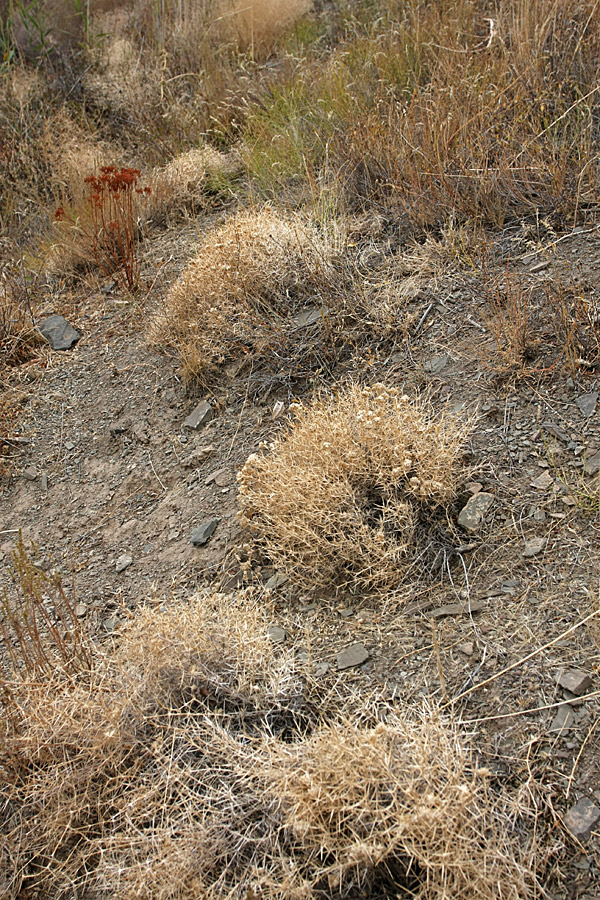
81,166,151,293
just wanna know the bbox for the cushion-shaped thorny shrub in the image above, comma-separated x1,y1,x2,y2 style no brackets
147,206,341,386
237,383,473,595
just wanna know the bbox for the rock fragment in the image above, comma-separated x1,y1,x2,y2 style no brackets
522,537,546,558
557,669,593,696
39,314,81,350
549,704,575,735
576,391,598,418
564,798,600,841
583,449,600,476
458,492,494,531
337,643,369,670
531,470,554,490
115,553,133,573
268,626,287,644
190,518,219,546
183,400,213,430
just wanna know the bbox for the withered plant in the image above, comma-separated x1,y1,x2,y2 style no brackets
238,383,473,596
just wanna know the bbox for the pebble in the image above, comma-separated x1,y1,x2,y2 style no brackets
115,554,133,573
182,446,214,468
531,470,554,490
522,537,546,558
557,669,593,696
564,798,600,841
265,572,289,591
22,465,37,481
75,603,88,618
337,642,370,670
268,625,287,644
39,314,81,350
576,391,598,418
429,600,486,618
549,703,575,735
457,642,474,656
292,305,328,328
458,492,494,531
190,519,220,546
583,449,600,476
183,400,213,430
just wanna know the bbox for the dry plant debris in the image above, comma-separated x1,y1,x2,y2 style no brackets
238,383,473,596
0,588,539,900
147,146,241,223
148,206,342,385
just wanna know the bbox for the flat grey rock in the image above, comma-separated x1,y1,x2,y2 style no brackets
115,553,133,573
583,449,600,476
22,465,37,481
191,518,220,546
292,305,328,328
557,669,593,696
424,353,448,374
531,470,554,490
183,400,213,430
265,572,289,591
337,642,369,670
268,625,287,644
458,492,494,531
576,391,598,418
39,314,81,350
542,421,569,442
523,537,546,558
564,798,600,840
549,704,575,735
429,600,486,618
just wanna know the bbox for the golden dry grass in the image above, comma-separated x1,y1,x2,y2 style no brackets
1,587,539,900
148,206,342,385
146,145,241,223
238,383,473,596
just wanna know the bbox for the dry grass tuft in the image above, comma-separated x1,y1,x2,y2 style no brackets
1,586,539,900
215,0,313,51
148,206,342,386
261,715,538,899
238,383,473,596
146,145,241,223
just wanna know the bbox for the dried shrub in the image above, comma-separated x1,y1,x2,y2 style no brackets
214,0,313,52
238,383,473,596
260,717,538,899
146,145,241,223
1,588,539,900
148,207,343,386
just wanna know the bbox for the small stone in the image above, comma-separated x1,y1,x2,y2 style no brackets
272,401,285,420
314,661,330,677
292,305,327,328
183,400,213,430
339,607,355,618
337,642,370,670
465,482,484,495
557,669,593,696
457,642,474,656
41,473,48,491
115,553,133,573
109,418,129,436
39,314,81,350
103,616,117,633
583,449,600,476
268,625,287,644
549,704,575,735
564,798,600,841
75,603,88,618
429,600,486,618
523,537,546,558
265,572,289,591
530,259,550,273
22,465,37,481
183,446,214,468
458,492,494,531
205,467,228,486
531,470,554,490
190,519,220,546
424,353,448,374
576,391,598,418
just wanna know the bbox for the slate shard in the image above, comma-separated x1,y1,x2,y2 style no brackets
39,315,81,350
191,518,220,546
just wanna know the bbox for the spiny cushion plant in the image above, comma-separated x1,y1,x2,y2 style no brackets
238,383,473,596
1,588,539,900
148,206,341,386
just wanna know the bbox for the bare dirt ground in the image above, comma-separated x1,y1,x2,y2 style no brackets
2,220,600,897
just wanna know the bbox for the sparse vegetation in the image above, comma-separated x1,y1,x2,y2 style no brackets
2,1,600,897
